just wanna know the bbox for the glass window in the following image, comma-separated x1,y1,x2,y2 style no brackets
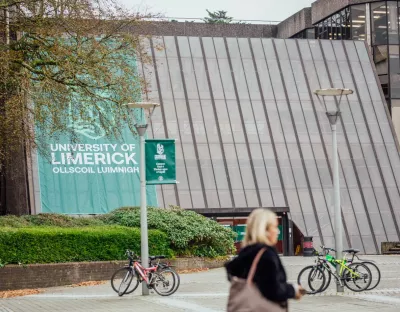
389,45,400,98
374,45,388,75
306,28,315,39
343,7,352,40
371,2,388,45
351,4,366,41
388,1,399,44
327,16,333,40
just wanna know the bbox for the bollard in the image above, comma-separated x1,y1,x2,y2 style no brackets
303,236,314,257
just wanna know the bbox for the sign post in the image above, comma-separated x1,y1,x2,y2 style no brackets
145,139,176,185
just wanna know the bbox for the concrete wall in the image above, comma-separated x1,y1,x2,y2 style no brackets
127,21,277,38
276,8,312,38
311,0,381,24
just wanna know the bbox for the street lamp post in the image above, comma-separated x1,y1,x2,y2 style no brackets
314,88,353,293
124,102,160,296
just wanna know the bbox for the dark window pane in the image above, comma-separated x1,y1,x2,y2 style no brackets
379,75,389,99
351,4,366,41
371,2,388,45
389,45,400,98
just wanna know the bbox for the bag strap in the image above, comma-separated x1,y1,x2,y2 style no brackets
247,247,267,286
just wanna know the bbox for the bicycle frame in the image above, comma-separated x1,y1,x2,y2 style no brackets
133,261,158,284
125,251,163,285
316,253,361,287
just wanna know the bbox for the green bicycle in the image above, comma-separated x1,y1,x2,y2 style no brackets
297,246,372,293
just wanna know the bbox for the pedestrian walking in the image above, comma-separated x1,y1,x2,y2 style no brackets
225,208,304,311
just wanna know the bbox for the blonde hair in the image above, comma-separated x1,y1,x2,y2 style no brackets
242,208,277,247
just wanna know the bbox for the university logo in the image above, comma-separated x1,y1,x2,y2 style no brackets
155,143,166,160
67,104,108,140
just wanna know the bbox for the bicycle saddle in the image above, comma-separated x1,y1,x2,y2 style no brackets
149,255,166,260
342,248,360,254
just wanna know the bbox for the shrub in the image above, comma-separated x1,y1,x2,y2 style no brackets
0,226,172,264
99,206,236,258
0,214,104,228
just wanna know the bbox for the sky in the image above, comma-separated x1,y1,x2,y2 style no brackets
120,0,315,23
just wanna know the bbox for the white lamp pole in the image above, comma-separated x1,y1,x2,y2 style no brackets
125,102,159,296
314,88,353,293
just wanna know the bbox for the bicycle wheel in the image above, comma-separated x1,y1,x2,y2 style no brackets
151,268,177,296
362,261,381,290
319,266,332,293
111,267,139,296
297,265,326,294
343,262,372,292
164,267,180,294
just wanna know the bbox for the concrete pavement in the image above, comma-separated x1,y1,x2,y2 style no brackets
1,256,400,311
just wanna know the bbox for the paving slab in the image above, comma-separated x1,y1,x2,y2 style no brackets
1,256,400,311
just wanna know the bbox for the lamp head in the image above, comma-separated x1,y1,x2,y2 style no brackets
314,88,354,113
124,102,160,128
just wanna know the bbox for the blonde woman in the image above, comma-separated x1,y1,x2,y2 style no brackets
225,208,304,310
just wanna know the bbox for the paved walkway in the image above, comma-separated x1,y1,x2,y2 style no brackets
1,256,400,311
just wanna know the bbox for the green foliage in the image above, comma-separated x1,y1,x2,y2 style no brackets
99,206,236,257
0,226,172,264
0,214,104,228
203,10,233,24
0,206,236,259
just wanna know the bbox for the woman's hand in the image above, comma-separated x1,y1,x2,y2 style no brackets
295,285,305,300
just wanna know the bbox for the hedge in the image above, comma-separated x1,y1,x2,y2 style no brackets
99,206,236,258
0,226,172,265
0,206,237,259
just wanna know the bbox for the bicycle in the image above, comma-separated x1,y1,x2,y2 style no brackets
111,250,180,297
297,246,371,293
343,249,381,291
313,246,380,292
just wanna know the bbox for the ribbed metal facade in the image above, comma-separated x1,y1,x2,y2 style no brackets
137,37,400,254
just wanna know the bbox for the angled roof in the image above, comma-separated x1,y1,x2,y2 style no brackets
138,37,400,254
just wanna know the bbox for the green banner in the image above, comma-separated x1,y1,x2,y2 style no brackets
145,139,176,185
36,49,159,214
37,126,159,214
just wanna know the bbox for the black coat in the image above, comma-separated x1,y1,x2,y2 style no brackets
225,243,295,308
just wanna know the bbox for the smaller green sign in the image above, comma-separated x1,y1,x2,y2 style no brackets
145,139,176,185
233,225,247,242
278,225,283,241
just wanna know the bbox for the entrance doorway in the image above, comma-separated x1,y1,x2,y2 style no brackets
215,212,290,256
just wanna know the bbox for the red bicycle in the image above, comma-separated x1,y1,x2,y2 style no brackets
111,250,180,296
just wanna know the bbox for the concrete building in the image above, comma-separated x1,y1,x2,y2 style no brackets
5,1,400,256
132,35,400,255
277,1,400,141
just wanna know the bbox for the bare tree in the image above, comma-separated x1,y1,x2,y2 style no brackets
0,0,157,164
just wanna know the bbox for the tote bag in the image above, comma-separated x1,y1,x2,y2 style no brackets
227,248,287,312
